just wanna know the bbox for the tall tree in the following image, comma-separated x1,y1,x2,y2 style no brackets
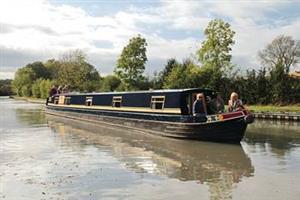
26,61,51,79
161,58,179,82
256,68,271,104
157,58,180,88
115,35,147,90
258,35,300,74
198,19,235,72
258,35,300,103
44,59,61,80
196,19,235,92
58,50,101,92
12,67,36,96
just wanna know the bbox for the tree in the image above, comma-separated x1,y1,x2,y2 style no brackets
39,79,52,98
156,58,179,88
198,19,235,72
256,68,271,104
258,35,300,103
12,67,36,96
258,35,300,74
288,75,300,104
57,50,101,92
0,79,13,96
195,19,236,93
115,35,148,90
26,61,51,79
163,59,202,89
44,59,61,80
31,79,42,98
100,75,121,92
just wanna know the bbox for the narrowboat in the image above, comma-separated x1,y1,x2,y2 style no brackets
45,88,254,143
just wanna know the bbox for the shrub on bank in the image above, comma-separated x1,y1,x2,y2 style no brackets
31,79,52,99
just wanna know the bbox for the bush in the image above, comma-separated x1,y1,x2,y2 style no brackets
31,79,42,98
40,79,52,99
21,85,31,97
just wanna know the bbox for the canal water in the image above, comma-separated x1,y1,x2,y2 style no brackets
0,97,299,200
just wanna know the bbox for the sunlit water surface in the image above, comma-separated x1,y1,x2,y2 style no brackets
0,97,299,200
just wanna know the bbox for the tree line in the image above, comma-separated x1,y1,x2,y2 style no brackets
0,79,12,96
9,19,300,105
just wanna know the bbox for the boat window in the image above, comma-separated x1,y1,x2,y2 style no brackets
64,97,71,105
150,96,165,109
85,97,93,106
112,96,122,107
54,96,59,104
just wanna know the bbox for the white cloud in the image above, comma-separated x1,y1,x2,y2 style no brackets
0,0,300,79
0,72,14,79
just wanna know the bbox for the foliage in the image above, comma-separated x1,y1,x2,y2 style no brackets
31,79,42,98
255,68,271,104
12,67,36,96
288,76,300,104
258,35,300,104
25,61,51,79
163,59,202,89
31,79,53,98
258,35,300,74
12,50,101,98
44,59,61,79
0,79,13,96
115,35,147,90
100,75,121,92
155,58,179,88
147,71,162,90
195,19,236,95
39,79,52,98
20,85,32,97
57,50,101,92
10,26,300,106
198,19,235,72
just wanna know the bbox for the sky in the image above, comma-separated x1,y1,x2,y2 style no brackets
1,0,300,79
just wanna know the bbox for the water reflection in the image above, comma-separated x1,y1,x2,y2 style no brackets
16,108,47,126
4,98,300,200
46,115,254,200
245,120,300,157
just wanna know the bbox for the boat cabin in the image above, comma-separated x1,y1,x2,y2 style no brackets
48,88,216,116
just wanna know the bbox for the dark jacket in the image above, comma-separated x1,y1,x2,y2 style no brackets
193,100,205,115
49,88,57,97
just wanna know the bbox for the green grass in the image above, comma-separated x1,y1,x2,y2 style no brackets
246,105,300,113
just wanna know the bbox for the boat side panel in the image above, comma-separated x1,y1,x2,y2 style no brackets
46,107,247,143
47,105,185,122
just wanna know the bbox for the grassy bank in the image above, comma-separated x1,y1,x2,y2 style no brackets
10,96,45,104
246,105,300,113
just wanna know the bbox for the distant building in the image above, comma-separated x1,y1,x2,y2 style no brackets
289,71,300,78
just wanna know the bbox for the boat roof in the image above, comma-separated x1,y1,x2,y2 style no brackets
64,88,215,96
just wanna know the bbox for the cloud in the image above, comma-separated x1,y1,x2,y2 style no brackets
0,0,300,79
0,72,14,79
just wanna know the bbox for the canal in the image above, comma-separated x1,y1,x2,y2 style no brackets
0,97,299,200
